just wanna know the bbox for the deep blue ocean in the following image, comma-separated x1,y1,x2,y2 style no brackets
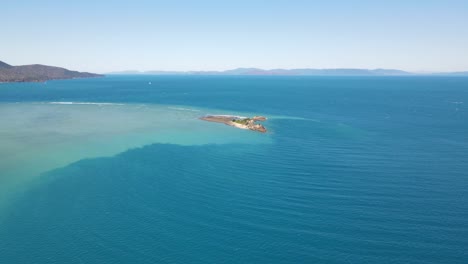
0,76,467,263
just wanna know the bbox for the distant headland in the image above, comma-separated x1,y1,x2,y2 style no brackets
200,115,267,133
0,60,103,83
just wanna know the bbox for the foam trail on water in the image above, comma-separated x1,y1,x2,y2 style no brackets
168,106,201,112
48,102,125,106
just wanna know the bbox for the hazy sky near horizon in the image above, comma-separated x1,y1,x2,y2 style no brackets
2,0,468,73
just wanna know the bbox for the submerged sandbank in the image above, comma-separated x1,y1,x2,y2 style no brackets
0,102,271,211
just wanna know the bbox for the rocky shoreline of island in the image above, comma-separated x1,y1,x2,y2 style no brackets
200,115,267,133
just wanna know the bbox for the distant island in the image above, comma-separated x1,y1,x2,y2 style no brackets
200,115,267,133
0,60,103,83
107,68,468,76
108,68,411,76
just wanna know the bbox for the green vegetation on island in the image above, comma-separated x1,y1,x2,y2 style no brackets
0,60,103,83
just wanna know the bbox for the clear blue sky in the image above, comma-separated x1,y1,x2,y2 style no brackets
2,0,468,73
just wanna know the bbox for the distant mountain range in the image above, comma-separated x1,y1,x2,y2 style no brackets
107,68,468,76
2,60,466,82
0,61,103,82
432,71,468,76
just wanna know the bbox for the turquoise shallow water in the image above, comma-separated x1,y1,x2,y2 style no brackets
0,102,270,205
0,76,467,263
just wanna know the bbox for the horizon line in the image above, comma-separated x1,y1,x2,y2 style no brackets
103,67,468,75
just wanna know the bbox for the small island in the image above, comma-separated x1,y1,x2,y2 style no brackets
200,115,267,133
